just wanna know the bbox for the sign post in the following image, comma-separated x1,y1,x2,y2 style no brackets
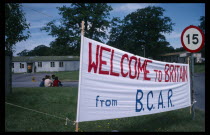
181,25,205,120
190,53,195,119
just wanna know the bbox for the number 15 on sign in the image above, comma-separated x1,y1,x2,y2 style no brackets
181,25,205,53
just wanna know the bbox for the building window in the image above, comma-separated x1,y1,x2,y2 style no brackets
59,61,63,67
20,63,24,68
12,63,14,68
38,62,42,67
50,62,55,67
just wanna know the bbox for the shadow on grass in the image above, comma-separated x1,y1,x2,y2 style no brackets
78,108,204,132
117,109,204,132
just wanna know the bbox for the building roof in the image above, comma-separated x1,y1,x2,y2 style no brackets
160,51,188,56
12,56,80,62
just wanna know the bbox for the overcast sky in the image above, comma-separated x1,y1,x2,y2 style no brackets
13,3,205,56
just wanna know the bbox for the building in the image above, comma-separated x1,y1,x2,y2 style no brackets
159,51,202,64
12,56,80,73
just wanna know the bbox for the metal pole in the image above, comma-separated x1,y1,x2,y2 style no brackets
190,53,195,120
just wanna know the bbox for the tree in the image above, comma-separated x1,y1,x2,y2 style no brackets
174,47,185,52
28,45,52,56
5,3,30,55
17,45,52,56
198,16,205,33
41,3,113,56
5,3,30,95
17,49,30,56
198,16,205,58
108,6,175,59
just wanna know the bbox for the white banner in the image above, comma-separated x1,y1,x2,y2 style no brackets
76,36,191,122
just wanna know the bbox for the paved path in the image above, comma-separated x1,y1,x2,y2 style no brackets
193,73,205,111
12,81,78,88
12,73,55,82
12,73,78,87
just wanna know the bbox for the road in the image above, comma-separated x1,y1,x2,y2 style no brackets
12,81,78,87
12,72,205,111
193,73,205,111
12,73,78,87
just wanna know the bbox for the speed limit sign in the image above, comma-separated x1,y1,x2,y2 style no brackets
181,25,205,53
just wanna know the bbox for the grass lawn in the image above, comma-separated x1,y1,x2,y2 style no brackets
5,87,77,132
13,71,79,81
194,64,205,73
5,87,205,132
52,71,79,81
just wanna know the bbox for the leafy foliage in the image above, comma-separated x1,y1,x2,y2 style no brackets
17,49,30,56
174,47,185,52
41,3,113,56
17,45,52,56
198,16,205,33
198,16,205,57
5,3,30,55
107,6,175,59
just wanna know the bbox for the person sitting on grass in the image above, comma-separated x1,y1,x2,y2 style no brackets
39,78,45,87
53,76,63,87
51,74,55,81
44,75,53,87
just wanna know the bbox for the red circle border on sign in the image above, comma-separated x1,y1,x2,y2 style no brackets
181,25,205,53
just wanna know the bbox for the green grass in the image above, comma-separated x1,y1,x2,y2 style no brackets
5,87,78,132
194,64,205,73
13,71,79,81
52,71,79,81
5,87,205,132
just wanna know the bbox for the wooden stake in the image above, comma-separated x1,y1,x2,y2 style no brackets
190,106,192,114
81,21,85,36
75,122,79,132
75,21,85,132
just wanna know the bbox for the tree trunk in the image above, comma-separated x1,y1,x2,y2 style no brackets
5,51,12,96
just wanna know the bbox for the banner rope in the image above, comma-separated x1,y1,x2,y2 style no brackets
5,102,76,126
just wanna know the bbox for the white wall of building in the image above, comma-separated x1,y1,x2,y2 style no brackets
193,53,202,63
12,62,27,73
179,52,202,63
65,61,80,71
13,61,80,73
35,61,79,72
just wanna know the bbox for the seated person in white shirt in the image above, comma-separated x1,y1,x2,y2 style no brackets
44,75,53,87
